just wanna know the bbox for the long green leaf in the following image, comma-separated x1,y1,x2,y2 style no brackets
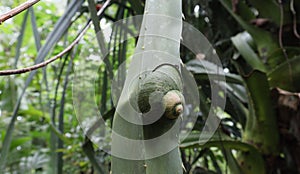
181,138,259,155
10,137,31,151
223,149,243,174
186,59,243,84
57,54,74,174
49,51,69,174
14,9,29,68
266,47,300,70
127,0,144,14
87,0,113,79
247,0,281,25
29,7,41,50
231,32,266,72
181,131,232,146
181,139,265,174
82,139,106,174
49,124,71,144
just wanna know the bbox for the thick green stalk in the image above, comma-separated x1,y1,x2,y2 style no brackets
111,0,183,173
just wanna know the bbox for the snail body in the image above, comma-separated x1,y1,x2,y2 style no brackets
163,90,184,119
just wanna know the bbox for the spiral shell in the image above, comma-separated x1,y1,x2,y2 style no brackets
136,65,184,120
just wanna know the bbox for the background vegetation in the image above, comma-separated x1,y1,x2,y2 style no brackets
0,0,299,173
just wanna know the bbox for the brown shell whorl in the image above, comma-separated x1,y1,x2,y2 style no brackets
162,90,184,119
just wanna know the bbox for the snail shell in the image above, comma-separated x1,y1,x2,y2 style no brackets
136,65,184,120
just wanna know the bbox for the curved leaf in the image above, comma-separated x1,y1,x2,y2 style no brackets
186,59,243,84
220,0,278,57
231,32,266,72
268,56,300,92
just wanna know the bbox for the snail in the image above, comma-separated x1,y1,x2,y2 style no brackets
136,64,184,120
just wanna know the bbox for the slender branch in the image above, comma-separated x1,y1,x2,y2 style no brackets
0,0,40,24
290,0,300,39
0,25,88,76
278,0,285,51
0,0,112,76
97,0,111,16
278,0,293,88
